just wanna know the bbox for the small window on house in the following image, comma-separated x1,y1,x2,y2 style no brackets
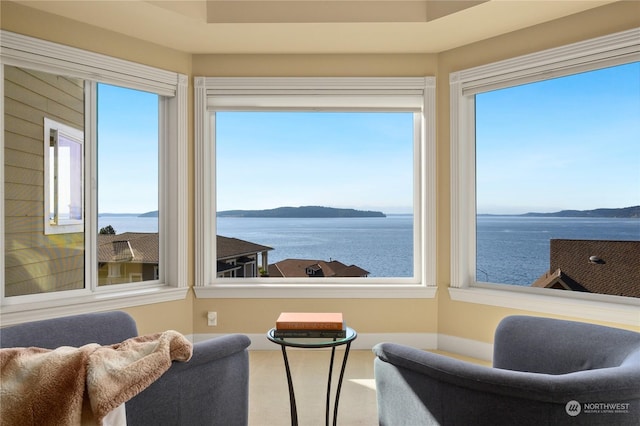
44,118,84,235
108,263,122,278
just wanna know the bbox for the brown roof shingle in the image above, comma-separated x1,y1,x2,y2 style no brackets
268,258,369,278
99,233,273,264
217,236,273,260
98,232,158,263
533,239,640,298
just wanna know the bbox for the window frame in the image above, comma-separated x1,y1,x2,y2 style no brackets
194,76,436,298
0,31,189,325
449,27,640,325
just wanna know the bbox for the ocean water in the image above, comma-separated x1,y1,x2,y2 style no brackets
98,215,639,282
217,215,414,278
476,216,640,285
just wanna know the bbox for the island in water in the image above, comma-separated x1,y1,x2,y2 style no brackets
117,205,638,219
520,206,639,218
217,206,386,218
479,206,639,219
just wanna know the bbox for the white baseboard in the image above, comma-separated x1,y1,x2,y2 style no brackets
437,334,493,362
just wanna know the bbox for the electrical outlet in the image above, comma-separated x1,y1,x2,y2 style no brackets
207,311,217,326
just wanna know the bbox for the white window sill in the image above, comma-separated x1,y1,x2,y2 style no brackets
448,286,640,326
195,282,437,299
0,286,189,326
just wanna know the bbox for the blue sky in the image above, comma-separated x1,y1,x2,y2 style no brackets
215,111,414,214
97,61,639,215
476,61,639,214
97,84,158,214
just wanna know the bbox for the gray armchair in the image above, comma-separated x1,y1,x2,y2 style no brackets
373,315,640,425
0,311,251,426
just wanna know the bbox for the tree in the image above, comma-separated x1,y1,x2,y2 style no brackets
99,225,116,235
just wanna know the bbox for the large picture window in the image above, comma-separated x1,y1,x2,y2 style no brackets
450,28,640,321
216,111,414,279
474,62,639,295
195,77,436,298
1,31,188,324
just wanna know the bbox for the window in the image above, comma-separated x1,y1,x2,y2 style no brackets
44,118,84,234
195,77,436,298
215,111,414,279
450,28,640,322
96,84,160,287
1,31,188,324
475,63,639,294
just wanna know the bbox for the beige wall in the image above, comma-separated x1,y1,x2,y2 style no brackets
0,1,192,76
192,298,438,335
192,54,436,77
2,1,638,341
125,294,195,336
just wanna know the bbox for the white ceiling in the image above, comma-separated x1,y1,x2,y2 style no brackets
14,0,616,54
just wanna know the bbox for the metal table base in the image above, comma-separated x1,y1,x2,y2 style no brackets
280,341,353,426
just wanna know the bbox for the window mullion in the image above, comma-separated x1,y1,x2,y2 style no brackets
85,81,98,292
0,65,4,301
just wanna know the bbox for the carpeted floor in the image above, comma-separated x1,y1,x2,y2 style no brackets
248,349,378,426
248,348,490,425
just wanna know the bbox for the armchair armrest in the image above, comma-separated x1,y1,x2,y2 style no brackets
126,334,251,426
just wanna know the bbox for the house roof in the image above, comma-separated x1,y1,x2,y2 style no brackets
532,239,640,298
531,268,590,293
268,258,369,278
98,232,159,264
216,235,273,260
98,233,272,264
12,1,615,54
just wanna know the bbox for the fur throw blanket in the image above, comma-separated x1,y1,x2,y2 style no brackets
0,330,192,426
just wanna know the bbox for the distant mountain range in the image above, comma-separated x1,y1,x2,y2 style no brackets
479,206,640,218
217,206,386,218
114,206,639,219
138,211,158,217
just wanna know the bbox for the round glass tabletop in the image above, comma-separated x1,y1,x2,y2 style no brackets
267,326,357,348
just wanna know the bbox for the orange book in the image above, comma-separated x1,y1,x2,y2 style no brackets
276,312,344,331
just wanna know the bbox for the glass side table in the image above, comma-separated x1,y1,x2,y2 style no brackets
267,327,357,426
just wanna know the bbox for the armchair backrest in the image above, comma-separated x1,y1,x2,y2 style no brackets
0,311,138,349
493,315,640,375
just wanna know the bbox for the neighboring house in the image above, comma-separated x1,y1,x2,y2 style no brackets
98,234,272,282
268,259,369,278
532,239,640,298
217,236,273,278
98,233,159,285
4,66,85,297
